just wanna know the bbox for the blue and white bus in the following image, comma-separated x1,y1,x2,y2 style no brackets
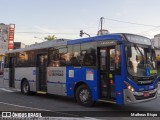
3,33,159,106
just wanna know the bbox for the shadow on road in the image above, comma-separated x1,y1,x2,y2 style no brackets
18,92,159,111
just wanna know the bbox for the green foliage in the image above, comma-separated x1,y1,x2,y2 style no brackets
44,35,57,41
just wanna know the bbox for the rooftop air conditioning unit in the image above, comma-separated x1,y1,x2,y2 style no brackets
97,29,109,36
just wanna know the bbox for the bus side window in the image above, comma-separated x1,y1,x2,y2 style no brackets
70,53,80,66
70,44,81,66
66,45,72,66
115,45,121,73
48,47,68,67
16,54,20,67
81,42,97,66
110,49,115,71
59,47,67,66
48,48,59,67
16,52,28,67
27,51,36,67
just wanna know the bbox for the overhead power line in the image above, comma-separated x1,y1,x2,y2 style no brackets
15,32,79,34
15,17,160,36
139,26,160,34
15,32,96,36
104,17,159,27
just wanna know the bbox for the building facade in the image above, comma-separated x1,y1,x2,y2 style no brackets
0,23,15,74
152,34,160,75
152,34,160,55
14,42,26,49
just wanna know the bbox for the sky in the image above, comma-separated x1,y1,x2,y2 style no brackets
1,0,160,45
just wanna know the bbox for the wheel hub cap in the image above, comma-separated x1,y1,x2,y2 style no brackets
79,89,89,102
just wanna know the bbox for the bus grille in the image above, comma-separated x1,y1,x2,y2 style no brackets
136,76,156,85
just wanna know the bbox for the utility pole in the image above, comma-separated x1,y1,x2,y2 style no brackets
97,17,109,36
100,17,104,35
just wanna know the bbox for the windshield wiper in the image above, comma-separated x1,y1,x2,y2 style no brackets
134,45,146,66
134,45,144,58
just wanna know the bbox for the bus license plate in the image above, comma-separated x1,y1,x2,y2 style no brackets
144,92,149,97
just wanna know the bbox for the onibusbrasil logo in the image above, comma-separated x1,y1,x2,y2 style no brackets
2,112,42,118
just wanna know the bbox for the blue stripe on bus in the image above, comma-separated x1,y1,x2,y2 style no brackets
47,81,66,84
67,34,122,45
15,79,35,82
28,80,35,82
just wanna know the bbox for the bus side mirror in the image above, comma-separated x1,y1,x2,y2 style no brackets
127,46,132,57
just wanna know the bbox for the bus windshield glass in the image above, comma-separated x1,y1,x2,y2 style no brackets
127,45,156,77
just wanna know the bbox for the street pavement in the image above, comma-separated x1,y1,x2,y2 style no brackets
0,76,160,120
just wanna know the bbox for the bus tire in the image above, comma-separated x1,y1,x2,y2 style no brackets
75,84,94,107
21,80,30,95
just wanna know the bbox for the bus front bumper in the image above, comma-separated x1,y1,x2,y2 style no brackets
124,88,158,104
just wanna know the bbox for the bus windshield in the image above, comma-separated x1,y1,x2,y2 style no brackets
127,45,156,77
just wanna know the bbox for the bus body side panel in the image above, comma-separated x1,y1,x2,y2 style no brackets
66,67,99,101
14,67,36,91
115,75,124,104
115,44,125,104
3,68,9,87
47,67,67,96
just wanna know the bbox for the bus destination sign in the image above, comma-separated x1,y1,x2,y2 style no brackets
125,34,151,45
98,40,117,47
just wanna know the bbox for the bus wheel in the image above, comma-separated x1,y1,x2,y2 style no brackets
76,84,94,107
21,80,30,95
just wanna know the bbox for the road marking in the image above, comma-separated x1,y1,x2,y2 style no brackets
0,101,79,117
0,88,14,92
0,87,20,92
0,102,99,119
45,117,99,120
0,101,55,111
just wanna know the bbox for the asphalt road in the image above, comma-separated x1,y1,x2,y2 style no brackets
0,76,160,120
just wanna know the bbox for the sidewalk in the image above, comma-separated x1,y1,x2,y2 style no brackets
0,76,21,93
0,75,8,88
0,75,4,87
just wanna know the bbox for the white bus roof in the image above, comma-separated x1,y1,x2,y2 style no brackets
5,39,69,54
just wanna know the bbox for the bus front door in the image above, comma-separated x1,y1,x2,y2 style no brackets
9,57,15,88
98,46,116,102
37,54,48,92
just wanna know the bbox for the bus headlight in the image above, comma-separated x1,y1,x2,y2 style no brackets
131,88,134,92
127,84,135,92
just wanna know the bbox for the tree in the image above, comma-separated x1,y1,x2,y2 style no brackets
44,35,57,41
